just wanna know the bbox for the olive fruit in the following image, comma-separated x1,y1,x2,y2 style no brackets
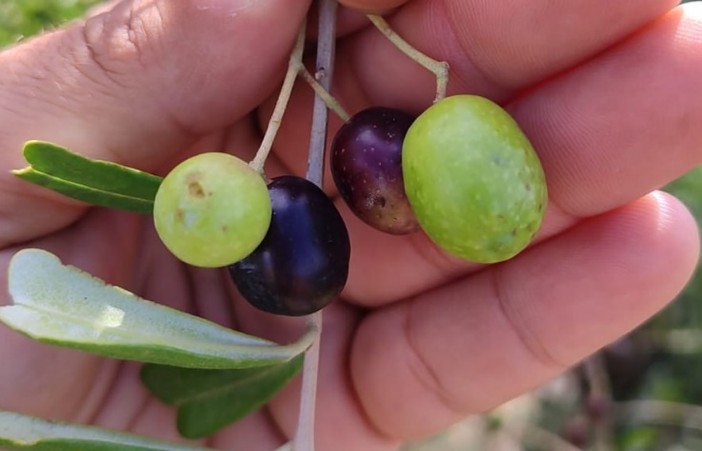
402,95,547,263
153,152,272,268
330,107,418,234
228,176,350,316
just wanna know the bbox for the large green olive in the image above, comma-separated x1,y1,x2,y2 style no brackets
402,95,547,263
153,152,271,268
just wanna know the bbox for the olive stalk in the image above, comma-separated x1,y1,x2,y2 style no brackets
366,14,449,103
299,67,350,122
249,22,307,175
292,1,339,450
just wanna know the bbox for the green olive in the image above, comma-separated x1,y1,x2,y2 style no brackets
402,95,547,263
153,152,271,268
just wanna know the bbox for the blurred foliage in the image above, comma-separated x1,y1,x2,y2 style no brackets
0,0,100,47
660,166,702,332
2,1,702,450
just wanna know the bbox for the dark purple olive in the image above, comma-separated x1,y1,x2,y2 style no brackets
228,176,350,316
330,106,419,235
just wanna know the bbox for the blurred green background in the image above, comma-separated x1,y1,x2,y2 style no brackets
1,1,701,450
0,0,100,45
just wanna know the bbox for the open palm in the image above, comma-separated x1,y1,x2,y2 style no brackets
1,1,701,450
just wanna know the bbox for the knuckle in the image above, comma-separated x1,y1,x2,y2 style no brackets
80,1,164,84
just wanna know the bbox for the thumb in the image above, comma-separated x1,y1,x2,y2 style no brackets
0,0,309,244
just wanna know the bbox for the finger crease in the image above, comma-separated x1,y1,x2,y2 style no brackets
489,266,567,370
80,359,123,425
402,299,468,418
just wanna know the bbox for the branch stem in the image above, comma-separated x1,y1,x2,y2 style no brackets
366,14,449,103
292,314,323,451
292,1,338,450
305,0,338,188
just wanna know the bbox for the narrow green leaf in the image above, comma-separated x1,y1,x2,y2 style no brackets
0,249,315,369
0,411,211,450
14,168,154,215
141,355,304,439
13,140,162,213
22,140,162,199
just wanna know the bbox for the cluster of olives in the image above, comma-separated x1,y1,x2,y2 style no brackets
331,95,547,263
153,154,350,317
153,94,547,317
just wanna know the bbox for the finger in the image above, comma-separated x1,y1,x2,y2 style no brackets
350,191,700,439
338,4,702,305
0,320,108,420
0,0,310,245
0,207,220,425
337,0,678,108
0,209,143,421
513,3,702,217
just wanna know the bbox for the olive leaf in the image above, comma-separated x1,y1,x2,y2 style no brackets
141,356,303,439
0,248,316,369
0,411,212,450
12,140,162,214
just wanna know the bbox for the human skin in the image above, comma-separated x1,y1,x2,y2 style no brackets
0,0,701,450
338,0,408,13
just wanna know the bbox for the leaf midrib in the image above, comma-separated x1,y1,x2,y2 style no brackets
170,364,293,405
14,167,155,205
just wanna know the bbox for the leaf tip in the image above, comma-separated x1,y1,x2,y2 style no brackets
22,139,70,163
7,248,59,302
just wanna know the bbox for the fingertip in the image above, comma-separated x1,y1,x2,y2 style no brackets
648,190,700,290
339,0,409,14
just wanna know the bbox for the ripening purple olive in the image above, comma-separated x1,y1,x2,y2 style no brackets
330,106,419,235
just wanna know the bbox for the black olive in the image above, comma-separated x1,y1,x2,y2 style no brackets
228,176,350,316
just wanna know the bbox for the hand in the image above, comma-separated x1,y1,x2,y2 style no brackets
0,0,700,450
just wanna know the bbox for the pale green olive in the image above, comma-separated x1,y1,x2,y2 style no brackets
402,95,547,263
153,152,271,268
